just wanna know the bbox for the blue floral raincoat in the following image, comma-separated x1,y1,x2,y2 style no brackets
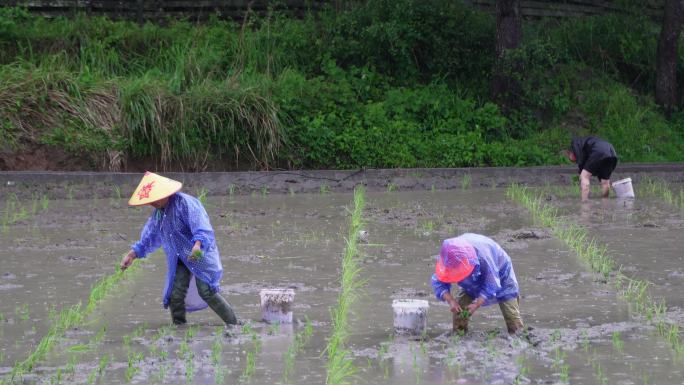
431,233,519,306
132,192,222,311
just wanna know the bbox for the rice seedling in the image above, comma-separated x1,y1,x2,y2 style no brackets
125,351,144,382
40,194,50,212
113,185,122,200
98,355,110,376
643,373,651,385
122,333,132,349
15,303,29,322
314,182,329,195
65,355,77,376
261,186,269,196
78,344,111,385
611,331,623,353
289,186,296,196
667,324,682,354
211,327,227,384
282,318,313,384
1,194,29,232
418,219,435,236
324,186,366,385
581,330,590,352
386,183,396,192
552,346,569,383
513,354,529,385
460,174,471,190
241,351,256,382
233,322,261,384
31,196,39,216
591,357,610,385
197,187,208,204
377,343,388,360
431,184,436,192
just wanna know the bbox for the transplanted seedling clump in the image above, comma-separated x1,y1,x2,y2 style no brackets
459,309,471,319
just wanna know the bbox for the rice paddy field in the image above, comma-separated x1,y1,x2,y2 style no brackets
0,175,683,385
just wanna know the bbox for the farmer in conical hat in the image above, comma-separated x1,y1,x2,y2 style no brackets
431,233,523,334
120,172,238,326
563,136,618,201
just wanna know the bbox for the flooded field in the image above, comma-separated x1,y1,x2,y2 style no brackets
0,184,683,384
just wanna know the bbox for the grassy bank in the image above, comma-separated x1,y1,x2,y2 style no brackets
1,2,683,171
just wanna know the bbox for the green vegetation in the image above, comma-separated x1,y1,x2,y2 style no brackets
190,249,203,261
1,2,683,170
458,309,470,319
325,186,366,385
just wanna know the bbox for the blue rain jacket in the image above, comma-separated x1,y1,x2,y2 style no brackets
431,233,519,306
132,192,222,310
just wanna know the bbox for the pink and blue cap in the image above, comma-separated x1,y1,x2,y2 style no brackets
435,239,476,283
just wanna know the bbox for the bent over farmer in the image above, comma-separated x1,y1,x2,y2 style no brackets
563,136,618,201
120,172,238,326
431,233,523,334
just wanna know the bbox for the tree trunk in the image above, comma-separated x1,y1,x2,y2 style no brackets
492,0,522,113
655,0,684,115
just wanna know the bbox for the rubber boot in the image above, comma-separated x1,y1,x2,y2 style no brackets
170,304,187,325
205,293,238,326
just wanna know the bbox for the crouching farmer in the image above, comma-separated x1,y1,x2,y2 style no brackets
120,172,238,326
431,233,523,334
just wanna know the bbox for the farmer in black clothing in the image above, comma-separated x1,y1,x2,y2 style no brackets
563,136,618,201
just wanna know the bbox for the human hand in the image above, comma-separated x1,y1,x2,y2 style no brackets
448,298,462,314
120,250,136,271
466,298,485,315
189,242,203,261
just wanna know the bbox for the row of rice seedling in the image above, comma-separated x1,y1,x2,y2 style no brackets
239,323,262,384
0,259,144,384
638,177,684,211
281,317,314,383
324,186,366,385
1,193,49,232
507,184,682,356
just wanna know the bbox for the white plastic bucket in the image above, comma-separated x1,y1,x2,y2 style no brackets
612,177,635,199
392,299,429,335
260,288,295,324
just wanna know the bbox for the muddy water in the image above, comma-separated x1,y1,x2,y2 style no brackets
1,189,682,384
545,189,684,314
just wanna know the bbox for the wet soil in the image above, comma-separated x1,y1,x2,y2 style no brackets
0,186,683,384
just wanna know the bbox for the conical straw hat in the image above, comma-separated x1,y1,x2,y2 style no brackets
128,171,182,206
